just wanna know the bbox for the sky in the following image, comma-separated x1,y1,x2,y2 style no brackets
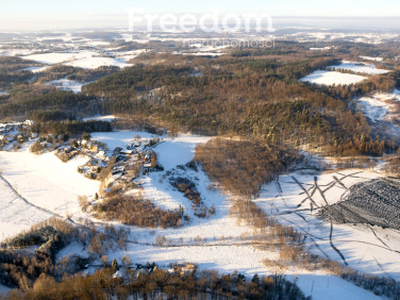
0,0,399,31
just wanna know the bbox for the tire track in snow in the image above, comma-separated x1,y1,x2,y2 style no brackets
0,173,60,218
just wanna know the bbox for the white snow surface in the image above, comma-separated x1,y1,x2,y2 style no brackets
0,146,100,242
0,177,51,242
300,70,367,86
331,61,390,75
356,89,400,123
91,131,164,151
359,56,383,62
83,115,119,122
64,56,131,69
255,169,400,281
22,51,132,69
23,51,97,65
22,66,49,73
0,49,38,56
155,135,211,170
355,89,400,139
310,47,331,51
47,78,83,93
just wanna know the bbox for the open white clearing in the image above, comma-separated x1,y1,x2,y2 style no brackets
83,115,119,122
0,178,51,242
23,51,97,65
355,89,400,139
0,146,100,239
359,56,383,62
356,89,400,123
331,61,390,75
91,131,164,151
22,66,49,73
64,56,131,69
46,78,83,93
22,51,132,69
300,70,367,86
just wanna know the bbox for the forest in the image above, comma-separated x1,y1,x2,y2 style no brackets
80,46,400,156
1,42,399,157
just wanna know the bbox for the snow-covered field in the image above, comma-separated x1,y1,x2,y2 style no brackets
356,89,400,123
91,131,165,151
255,169,400,281
47,78,83,93
300,61,390,86
0,145,100,242
109,49,147,62
359,56,383,62
0,177,51,241
155,135,211,170
331,61,390,75
22,50,133,69
22,66,49,73
83,115,119,122
310,47,332,51
300,70,367,86
0,49,38,57
355,89,400,138
64,56,130,69
23,51,97,65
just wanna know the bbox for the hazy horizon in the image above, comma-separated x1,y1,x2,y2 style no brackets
1,0,400,31
0,16,399,33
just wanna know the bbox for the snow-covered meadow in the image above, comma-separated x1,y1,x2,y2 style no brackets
359,56,383,62
300,70,367,86
355,89,400,139
331,61,390,75
46,78,84,93
300,61,391,86
22,51,133,70
356,89,400,123
0,144,100,241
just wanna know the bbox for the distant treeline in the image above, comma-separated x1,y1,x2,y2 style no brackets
0,88,99,119
31,120,112,135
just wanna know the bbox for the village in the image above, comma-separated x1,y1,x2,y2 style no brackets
0,121,35,150
1,120,165,199
71,135,164,183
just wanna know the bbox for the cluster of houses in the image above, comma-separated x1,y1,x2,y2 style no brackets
74,137,163,182
0,121,34,149
170,263,198,276
131,262,197,278
110,139,163,183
